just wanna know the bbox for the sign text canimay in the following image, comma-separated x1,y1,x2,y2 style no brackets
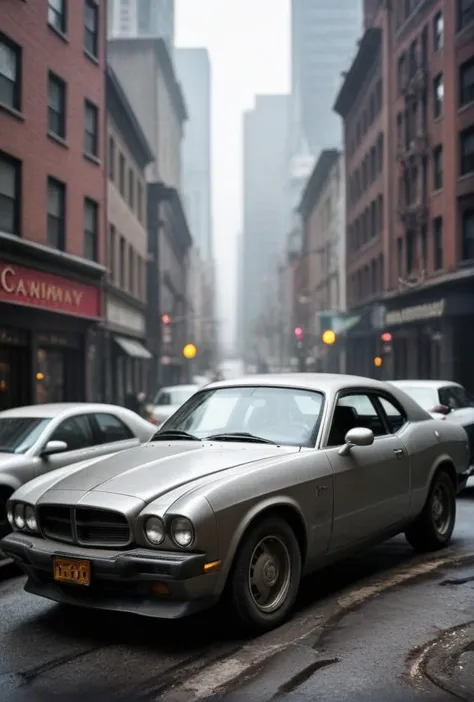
385,299,445,327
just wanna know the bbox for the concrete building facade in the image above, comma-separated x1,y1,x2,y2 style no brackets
107,0,174,51
0,0,107,409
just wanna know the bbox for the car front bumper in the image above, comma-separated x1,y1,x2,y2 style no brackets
0,532,221,618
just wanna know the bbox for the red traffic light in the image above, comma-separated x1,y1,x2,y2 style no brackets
161,314,171,325
381,332,392,342
294,326,304,340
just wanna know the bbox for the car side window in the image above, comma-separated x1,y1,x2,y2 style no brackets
439,387,459,410
377,396,407,433
327,393,385,447
49,415,95,451
94,413,134,443
156,392,171,406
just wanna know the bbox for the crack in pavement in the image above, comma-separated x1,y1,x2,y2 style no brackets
271,658,340,698
439,576,474,587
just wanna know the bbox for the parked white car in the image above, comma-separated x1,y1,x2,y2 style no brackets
148,384,200,427
0,403,157,537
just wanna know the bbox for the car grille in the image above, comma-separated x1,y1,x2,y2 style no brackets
38,506,131,548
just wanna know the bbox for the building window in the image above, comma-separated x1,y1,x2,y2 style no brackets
406,230,415,275
109,224,116,282
433,12,444,51
128,169,134,210
460,126,474,175
119,153,125,196
433,145,443,190
460,57,474,107
137,181,143,222
0,34,22,111
84,198,98,261
0,151,21,235
420,225,427,268
48,0,67,35
128,246,134,294
48,72,66,139
84,100,98,157
458,0,474,31
119,235,125,288
433,217,443,270
397,238,403,277
461,210,474,261
378,194,384,231
433,74,444,118
47,177,66,250
398,54,406,94
84,0,99,58
108,136,115,180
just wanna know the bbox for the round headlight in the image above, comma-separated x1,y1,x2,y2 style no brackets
25,505,37,532
145,516,165,545
14,504,25,530
6,504,13,526
171,517,194,548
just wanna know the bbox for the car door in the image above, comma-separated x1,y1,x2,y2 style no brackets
36,414,101,477
323,390,410,552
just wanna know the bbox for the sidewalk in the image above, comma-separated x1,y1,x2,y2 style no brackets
424,620,474,702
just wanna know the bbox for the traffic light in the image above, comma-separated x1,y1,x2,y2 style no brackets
381,332,392,342
161,313,171,325
183,343,197,360
374,356,383,367
322,329,336,345
294,326,304,340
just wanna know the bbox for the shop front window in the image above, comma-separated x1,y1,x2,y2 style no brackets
36,348,65,404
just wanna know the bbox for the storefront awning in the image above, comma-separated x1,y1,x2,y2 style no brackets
114,336,152,359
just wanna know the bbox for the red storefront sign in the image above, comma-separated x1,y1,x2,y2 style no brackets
0,262,101,319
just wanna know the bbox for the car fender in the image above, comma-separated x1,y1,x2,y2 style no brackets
214,494,308,595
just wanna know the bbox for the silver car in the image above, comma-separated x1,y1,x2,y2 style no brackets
1,374,470,633
0,403,157,536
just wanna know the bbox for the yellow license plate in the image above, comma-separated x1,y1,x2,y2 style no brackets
53,557,91,586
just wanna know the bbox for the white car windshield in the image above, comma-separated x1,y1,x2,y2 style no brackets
0,417,52,454
154,387,198,407
399,386,438,411
159,386,324,447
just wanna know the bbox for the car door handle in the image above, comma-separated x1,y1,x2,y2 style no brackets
393,448,404,458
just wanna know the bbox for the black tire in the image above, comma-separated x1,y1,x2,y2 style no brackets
227,516,302,635
0,487,13,539
405,470,456,552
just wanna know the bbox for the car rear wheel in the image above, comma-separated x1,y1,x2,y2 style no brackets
405,470,456,552
228,517,302,634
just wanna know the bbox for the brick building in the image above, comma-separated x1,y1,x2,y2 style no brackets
335,0,474,388
0,0,107,408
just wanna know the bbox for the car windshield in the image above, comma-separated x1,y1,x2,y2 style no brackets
0,417,52,454
158,386,324,447
399,386,438,411
153,387,197,407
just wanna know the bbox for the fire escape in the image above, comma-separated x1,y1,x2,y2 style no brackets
397,46,430,289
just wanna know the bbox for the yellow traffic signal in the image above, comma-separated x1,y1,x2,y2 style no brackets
322,329,336,345
183,343,197,359
374,356,383,367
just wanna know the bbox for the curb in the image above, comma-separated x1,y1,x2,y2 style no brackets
159,550,474,700
421,622,474,701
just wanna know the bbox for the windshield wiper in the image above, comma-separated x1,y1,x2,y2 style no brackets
204,432,276,445
151,430,201,442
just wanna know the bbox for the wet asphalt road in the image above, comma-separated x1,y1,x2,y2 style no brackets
0,492,473,702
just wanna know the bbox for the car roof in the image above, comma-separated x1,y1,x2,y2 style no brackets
204,373,403,394
0,403,132,419
159,384,199,392
391,380,461,390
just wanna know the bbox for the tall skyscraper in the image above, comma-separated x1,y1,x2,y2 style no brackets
239,95,290,356
107,0,174,50
291,0,362,155
175,48,213,264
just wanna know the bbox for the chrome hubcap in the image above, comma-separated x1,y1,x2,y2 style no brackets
432,484,451,535
248,535,291,613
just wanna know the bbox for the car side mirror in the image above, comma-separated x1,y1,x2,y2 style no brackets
40,440,68,457
338,427,374,456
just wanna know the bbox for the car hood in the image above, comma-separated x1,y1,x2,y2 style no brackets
22,442,300,504
0,452,31,470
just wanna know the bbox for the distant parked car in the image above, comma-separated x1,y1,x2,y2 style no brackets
0,403,157,537
391,380,474,471
147,384,200,427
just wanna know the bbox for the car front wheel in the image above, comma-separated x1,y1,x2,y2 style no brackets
405,470,456,552
228,516,302,634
